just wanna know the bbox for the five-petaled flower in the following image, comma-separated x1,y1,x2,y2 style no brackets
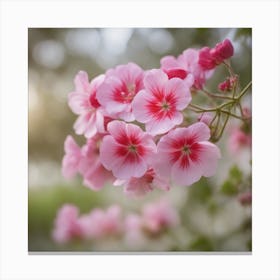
96,63,144,122
153,122,221,186
99,120,157,179
132,69,193,136
68,71,106,138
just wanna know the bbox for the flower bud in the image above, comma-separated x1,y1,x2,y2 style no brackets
212,39,234,63
198,47,216,70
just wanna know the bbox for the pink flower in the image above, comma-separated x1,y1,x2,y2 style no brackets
218,76,237,92
238,192,252,206
61,135,114,190
153,122,221,186
99,120,157,179
179,49,215,89
52,204,83,243
79,205,122,239
96,63,144,122
142,199,179,234
199,39,234,70
212,39,234,62
78,136,114,190
198,47,216,70
161,49,212,89
114,168,170,197
160,55,188,79
228,127,251,154
124,214,144,245
62,136,82,179
132,69,192,136
68,71,106,138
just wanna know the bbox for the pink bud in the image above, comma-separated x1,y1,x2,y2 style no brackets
198,47,217,70
212,39,234,63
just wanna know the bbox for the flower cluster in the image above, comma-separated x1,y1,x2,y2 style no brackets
52,199,179,244
62,39,238,196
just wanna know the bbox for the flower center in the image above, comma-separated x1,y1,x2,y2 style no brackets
161,101,170,111
128,144,137,153
117,83,137,103
89,92,100,108
181,145,191,155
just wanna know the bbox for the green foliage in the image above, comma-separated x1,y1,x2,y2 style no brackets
221,165,243,196
28,184,103,251
188,178,213,203
221,180,238,195
189,236,214,251
234,28,252,40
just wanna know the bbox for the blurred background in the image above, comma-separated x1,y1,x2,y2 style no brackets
28,28,252,252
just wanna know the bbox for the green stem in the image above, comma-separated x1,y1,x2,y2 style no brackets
189,101,234,113
236,81,252,100
202,88,234,100
220,110,246,121
223,61,235,77
214,110,231,142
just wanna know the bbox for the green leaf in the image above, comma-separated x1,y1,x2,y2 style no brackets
229,165,243,184
221,180,238,195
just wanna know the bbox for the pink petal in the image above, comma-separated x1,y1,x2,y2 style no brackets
64,135,80,154
84,113,98,139
68,92,89,114
144,69,169,94
160,55,179,69
132,89,153,123
99,135,123,171
112,157,148,179
197,141,221,177
94,109,105,133
168,122,211,143
74,71,90,93
124,177,154,197
164,78,192,110
89,74,105,91
145,112,183,136
83,162,112,190
106,120,127,139
171,159,203,187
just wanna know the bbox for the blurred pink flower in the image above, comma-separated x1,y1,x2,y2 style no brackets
153,122,221,186
79,136,115,190
62,135,114,190
238,192,252,206
142,199,179,234
124,214,144,245
62,135,82,179
68,71,106,138
132,69,192,136
99,120,157,179
228,127,251,154
52,204,83,244
79,205,123,239
96,63,144,122
114,168,170,197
